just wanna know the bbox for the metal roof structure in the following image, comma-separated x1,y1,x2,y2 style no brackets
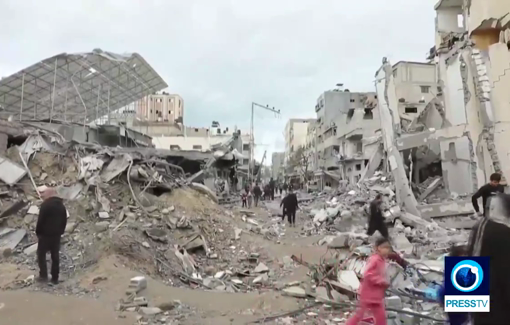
0,49,168,123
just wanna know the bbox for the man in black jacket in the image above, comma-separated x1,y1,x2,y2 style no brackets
468,193,510,325
269,178,275,201
367,194,389,239
280,189,299,226
36,187,67,285
472,172,504,217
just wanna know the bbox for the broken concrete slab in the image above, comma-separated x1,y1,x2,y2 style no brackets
24,243,38,255
417,200,473,218
253,274,269,284
327,233,350,249
27,205,40,215
0,200,28,220
253,262,269,273
0,228,26,250
337,270,360,292
392,234,413,254
418,177,442,201
399,212,433,228
0,156,27,185
282,286,307,298
139,307,162,315
101,154,131,182
190,182,218,203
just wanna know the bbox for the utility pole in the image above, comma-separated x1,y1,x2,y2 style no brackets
249,102,280,180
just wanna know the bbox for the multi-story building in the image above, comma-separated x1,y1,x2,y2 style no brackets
392,61,438,122
136,92,184,124
373,0,510,218
284,118,315,168
271,152,285,180
305,120,318,172
312,90,381,185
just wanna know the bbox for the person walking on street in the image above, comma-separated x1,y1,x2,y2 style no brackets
269,178,275,201
253,182,262,207
472,172,504,217
280,189,299,226
367,194,389,240
346,237,390,325
36,187,67,285
282,182,288,198
241,190,248,208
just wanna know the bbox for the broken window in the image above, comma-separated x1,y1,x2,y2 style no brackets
420,86,430,94
356,142,363,153
355,164,361,171
405,107,418,113
192,145,202,150
347,108,355,123
457,14,464,28
170,145,180,150
243,159,249,165
363,108,373,119
364,159,369,166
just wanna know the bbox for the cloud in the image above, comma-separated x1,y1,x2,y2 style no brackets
0,0,435,162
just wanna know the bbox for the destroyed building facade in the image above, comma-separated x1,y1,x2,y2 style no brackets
373,0,510,218
304,89,381,189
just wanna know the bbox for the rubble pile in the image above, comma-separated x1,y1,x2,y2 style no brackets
0,131,283,297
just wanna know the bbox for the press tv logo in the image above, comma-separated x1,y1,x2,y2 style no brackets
444,257,489,312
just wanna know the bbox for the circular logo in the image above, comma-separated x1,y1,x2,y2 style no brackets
451,260,484,292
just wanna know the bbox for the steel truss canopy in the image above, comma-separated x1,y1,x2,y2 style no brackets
0,48,168,123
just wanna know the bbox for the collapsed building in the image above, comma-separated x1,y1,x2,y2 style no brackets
373,0,510,219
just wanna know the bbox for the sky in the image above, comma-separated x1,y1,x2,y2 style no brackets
0,0,436,162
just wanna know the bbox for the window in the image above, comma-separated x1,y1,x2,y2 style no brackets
393,69,397,78
178,99,181,108
457,14,464,28
347,108,355,123
350,99,355,103
356,142,363,153
192,145,202,150
355,164,361,171
363,108,373,120
405,107,418,113
170,145,180,150
364,159,369,166
420,86,430,93
243,159,250,165
243,144,250,151
194,128,199,132
217,128,221,134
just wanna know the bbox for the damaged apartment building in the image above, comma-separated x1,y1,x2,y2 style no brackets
374,0,510,218
309,88,381,188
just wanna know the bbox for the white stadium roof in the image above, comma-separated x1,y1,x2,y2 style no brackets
0,49,167,123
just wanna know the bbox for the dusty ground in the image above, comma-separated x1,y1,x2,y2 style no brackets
0,199,334,325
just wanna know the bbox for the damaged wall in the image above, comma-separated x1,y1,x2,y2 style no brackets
375,60,421,217
466,0,510,35
440,136,473,195
487,42,510,182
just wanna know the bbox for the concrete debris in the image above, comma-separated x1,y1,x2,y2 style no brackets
0,156,27,185
282,286,307,298
253,262,269,273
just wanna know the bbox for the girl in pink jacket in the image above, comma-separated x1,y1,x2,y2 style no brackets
347,237,391,325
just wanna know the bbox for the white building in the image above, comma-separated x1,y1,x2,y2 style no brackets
284,118,315,168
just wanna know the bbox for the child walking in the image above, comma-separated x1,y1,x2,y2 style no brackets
347,237,391,325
